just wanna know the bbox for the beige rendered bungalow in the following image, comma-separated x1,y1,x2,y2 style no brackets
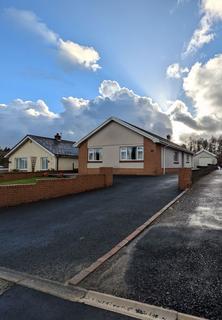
5,133,78,172
75,117,193,175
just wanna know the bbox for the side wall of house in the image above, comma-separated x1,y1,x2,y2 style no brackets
58,158,79,171
161,148,192,169
8,139,56,172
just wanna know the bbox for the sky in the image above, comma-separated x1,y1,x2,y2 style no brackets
1,0,222,147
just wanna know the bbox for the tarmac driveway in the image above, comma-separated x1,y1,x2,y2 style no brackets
81,171,222,320
0,174,179,282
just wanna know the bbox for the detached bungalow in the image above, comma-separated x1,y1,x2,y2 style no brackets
5,133,78,172
193,149,217,168
75,117,193,175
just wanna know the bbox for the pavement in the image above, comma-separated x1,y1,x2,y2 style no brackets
0,174,178,282
81,170,222,320
0,283,134,320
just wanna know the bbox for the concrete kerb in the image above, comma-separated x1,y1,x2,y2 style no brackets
68,188,189,286
0,267,86,302
81,290,206,320
0,266,207,320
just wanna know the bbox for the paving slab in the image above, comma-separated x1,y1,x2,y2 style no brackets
81,171,222,320
0,175,178,282
0,285,135,320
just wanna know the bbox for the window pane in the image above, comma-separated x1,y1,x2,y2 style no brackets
88,149,94,161
95,150,100,161
41,157,48,170
127,147,132,160
131,147,137,160
120,147,127,160
174,152,179,162
137,147,144,160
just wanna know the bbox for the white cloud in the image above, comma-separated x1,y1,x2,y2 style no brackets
99,80,121,98
166,63,189,79
58,39,101,71
166,53,222,141
185,0,222,55
183,53,222,119
5,8,101,71
0,80,172,147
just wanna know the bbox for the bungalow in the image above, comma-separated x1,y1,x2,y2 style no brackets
5,133,78,172
193,149,217,168
75,117,193,175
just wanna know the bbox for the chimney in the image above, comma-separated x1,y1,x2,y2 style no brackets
54,133,62,142
166,134,171,141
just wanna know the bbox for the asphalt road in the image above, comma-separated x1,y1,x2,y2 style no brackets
0,284,134,320
0,175,178,282
81,171,222,320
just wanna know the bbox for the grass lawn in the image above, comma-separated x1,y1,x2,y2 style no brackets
0,177,38,185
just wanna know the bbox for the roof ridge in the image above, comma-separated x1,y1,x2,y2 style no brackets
28,134,75,144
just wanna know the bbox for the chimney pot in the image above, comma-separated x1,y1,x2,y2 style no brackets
167,134,171,141
54,133,62,141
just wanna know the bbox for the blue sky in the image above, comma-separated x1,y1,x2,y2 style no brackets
1,0,222,146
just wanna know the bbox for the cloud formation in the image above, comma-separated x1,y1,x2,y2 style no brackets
5,7,101,71
185,0,222,55
166,63,189,79
0,80,172,147
167,53,222,140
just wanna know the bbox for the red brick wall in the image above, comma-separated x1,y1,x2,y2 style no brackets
178,168,192,190
165,168,179,174
0,169,113,208
143,138,162,175
78,141,88,174
0,172,46,182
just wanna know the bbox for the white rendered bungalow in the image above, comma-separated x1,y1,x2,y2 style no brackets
193,149,217,168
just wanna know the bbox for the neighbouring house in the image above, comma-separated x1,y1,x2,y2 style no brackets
75,117,193,175
5,133,78,172
193,149,217,168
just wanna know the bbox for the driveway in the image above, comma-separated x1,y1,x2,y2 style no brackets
81,171,222,320
0,175,178,282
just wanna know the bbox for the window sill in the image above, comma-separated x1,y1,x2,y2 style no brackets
120,160,144,163
88,161,103,163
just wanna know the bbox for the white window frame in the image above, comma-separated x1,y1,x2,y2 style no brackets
40,157,48,170
88,148,103,162
15,157,28,170
173,151,179,163
120,146,144,161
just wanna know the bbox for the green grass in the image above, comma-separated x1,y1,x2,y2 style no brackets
0,177,38,185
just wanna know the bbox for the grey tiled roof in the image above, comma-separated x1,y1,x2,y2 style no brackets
121,119,193,155
29,135,78,157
